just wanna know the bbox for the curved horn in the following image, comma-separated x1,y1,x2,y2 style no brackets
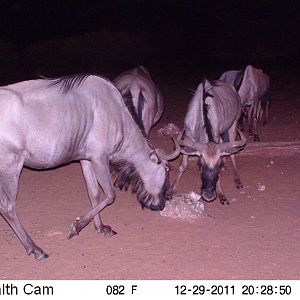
177,133,205,153
157,133,182,161
219,128,247,154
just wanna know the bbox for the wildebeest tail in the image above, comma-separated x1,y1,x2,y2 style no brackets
202,79,214,142
138,90,145,122
122,89,147,137
234,69,245,91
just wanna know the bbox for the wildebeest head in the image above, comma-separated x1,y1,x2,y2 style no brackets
178,130,246,201
111,136,180,211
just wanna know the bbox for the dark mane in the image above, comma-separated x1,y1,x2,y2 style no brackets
110,159,152,207
122,90,147,137
46,73,92,94
202,79,214,142
45,73,149,141
110,158,169,209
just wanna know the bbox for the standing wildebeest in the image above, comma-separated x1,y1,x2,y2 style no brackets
171,79,246,204
219,65,270,141
113,66,164,136
0,74,180,260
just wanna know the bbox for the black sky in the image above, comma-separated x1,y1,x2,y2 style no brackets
1,0,299,48
0,0,300,79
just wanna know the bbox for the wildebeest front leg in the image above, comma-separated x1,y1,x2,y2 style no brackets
216,180,229,205
170,154,188,195
0,158,48,260
247,105,254,138
80,160,103,232
68,160,116,239
229,154,243,189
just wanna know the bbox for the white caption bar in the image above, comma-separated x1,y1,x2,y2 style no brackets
0,280,299,299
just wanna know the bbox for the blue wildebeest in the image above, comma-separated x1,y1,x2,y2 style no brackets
0,74,180,260
219,65,270,141
113,66,164,136
171,79,246,205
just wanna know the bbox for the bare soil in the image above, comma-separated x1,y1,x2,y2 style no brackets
0,78,299,280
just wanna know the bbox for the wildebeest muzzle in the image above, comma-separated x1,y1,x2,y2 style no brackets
200,165,220,202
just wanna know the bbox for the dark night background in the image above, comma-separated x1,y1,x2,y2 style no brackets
0,0,299,86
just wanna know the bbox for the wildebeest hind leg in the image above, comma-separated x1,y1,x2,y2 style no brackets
252,101,261,142
68,160,116,239
0,166,48,260
228,123,243,189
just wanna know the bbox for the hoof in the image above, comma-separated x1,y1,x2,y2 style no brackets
98,225,117,237
254,135,260,142
165,190,173,200
36,252,49,261
67,217,82,240
27,247,49,261
235,180,244,189
220,197,230,205
26,244,49,261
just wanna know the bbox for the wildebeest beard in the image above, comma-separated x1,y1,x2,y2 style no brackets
110,159,169,210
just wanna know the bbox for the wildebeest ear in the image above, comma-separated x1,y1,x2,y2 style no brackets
220,147,242,156
149,150,161,164
220,144,245,156
220,129,246,156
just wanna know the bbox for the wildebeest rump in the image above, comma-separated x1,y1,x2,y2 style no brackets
0,74,180,260
113,66,164,136
219,65,270,141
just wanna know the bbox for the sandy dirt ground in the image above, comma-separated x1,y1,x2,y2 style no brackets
0,77,299,280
